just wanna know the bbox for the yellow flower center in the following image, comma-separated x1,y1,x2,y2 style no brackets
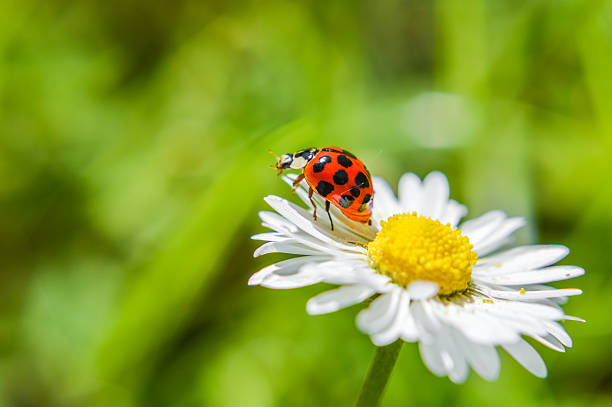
367,213,478,295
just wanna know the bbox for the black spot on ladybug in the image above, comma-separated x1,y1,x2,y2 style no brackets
355,172,370,188
316,180,334,197
341,149,356,158
337,155,353,168
312,155,332,173
338,195,355,208
333,169,348,185
322,147,343,154
350,187,360,198
312,163,324,173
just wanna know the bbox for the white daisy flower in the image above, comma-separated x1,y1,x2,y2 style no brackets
249,171,584,383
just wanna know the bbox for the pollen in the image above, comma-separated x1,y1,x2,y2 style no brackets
367,213,478,295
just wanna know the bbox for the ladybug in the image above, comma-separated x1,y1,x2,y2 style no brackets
273,146,373,230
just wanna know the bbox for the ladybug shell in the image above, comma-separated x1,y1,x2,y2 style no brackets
304,146,373,223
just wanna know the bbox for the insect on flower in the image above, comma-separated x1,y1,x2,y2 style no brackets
271,146,373,230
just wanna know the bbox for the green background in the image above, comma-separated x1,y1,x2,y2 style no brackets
0,0,608,406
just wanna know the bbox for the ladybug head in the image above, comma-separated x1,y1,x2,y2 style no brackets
277,153,295,170
272,148,318,174
269,150,296,176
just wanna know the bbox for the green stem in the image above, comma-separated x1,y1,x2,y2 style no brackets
355,341,403,407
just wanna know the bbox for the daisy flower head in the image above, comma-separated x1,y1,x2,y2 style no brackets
249,170,584,383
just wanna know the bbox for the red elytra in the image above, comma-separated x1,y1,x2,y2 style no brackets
273,146,373,229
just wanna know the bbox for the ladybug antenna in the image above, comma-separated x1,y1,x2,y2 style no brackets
268,149,279,167
268,149,284,175
268,150,280,168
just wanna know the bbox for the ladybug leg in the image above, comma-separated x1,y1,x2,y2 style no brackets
291,173,305,192
308,187,317,221
325,200,334,231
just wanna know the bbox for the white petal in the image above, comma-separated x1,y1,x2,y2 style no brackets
411,301,442,341
248,256,326,286
398,172,423,214
420,172,450,220
543,321,573,347
487,288,582,301
406,281,439,300
532,334,565,352
371,290,410,346
336,270,391,292
475,266,585,285
400,310,419,342
438,200,467,228
429,300,520,344
260,270,324,289
419,342,448,376
286,229,366,256
357,291,400,334
476,245,570,273
449,365,469,384
259,211,298,233
300,259,390,290
253,241,323,257
454,311,520,344
306,285,375,315
372,177,401,221
563,315,585,322
447,296,567,345
468,296,566,321
251,232,287,242
500,318,549,340
502,340,547,378
460,210,506,244
474,217,526,256
456,335,500,381
439,330,469,383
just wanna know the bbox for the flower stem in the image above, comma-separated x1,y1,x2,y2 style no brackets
355,340,403,407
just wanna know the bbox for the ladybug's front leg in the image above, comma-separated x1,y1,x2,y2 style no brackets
308,187,317,221
291,173,305,192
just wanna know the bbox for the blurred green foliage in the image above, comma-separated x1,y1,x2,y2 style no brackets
0,0,610,406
